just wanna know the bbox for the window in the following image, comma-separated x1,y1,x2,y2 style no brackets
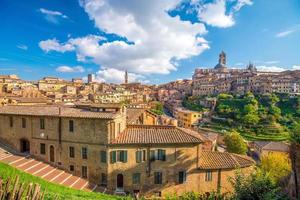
22,118,26,128
100,151,107,163
158,149,166,161
178,171,187,184
205,171,212,182
82,166,88,178
9,117,13,127
154,172,162,184
117,150,128,163
132,173,141,184
69,120,74,132
110,150,127,163
150,149,166,161
150,150,156,161
110,151,116,163
40,143,46,155
69,146,75,158
101,173,107,186
40,118,45,129
81,147,87,159
70,165,74,172
136,150,146,163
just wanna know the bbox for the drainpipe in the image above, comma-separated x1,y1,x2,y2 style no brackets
217,169,221,194
58,107,62,145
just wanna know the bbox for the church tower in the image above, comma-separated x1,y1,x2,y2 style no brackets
214,51,227,70
219,51,226,65
124,70,128,84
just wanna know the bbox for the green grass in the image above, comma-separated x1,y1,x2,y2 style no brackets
240,133,290,141
0,162,129,200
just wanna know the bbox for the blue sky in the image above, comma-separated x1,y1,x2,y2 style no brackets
0,0,300,84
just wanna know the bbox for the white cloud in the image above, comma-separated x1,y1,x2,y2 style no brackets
292,65,300,70
39,39,74,53
39,0,250,82
95,68,147,84
233,0,253,11
40,0,208,75
276,30,296,38
56,65,85,73
17,44,28,50
256,65,286,72
197,0,234,28
264,60,280,64
275,24,300,38
39,8,68,24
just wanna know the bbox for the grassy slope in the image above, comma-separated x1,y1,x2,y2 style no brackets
0,162,127,200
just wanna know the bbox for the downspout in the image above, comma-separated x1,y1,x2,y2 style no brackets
292,144,299,199
217,169,221,194
58,107,62,145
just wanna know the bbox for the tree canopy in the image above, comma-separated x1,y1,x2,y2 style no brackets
224,131,247,155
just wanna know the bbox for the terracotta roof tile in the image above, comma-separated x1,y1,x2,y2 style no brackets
111,125,204,144
0,105,119,119
126,108,146,124
199,151,254,170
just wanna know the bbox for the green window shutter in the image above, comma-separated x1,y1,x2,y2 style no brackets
136,151,141,163
123,151,128,163
158,149,166,161
142,150,146,161
150,150,156,161
162,150,166,161
101,151,107,163
110,151,116,163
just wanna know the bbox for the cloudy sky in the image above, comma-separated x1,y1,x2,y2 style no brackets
0,0,300,84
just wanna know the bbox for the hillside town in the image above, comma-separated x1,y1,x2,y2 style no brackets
0,52,299,199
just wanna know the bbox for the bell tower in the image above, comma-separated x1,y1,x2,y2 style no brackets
219,51,226,65
124,70,128,84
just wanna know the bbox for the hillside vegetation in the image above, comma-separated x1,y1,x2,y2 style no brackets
188,93,300,141
0,162,127,200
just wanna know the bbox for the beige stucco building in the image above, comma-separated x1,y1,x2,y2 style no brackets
0,104,254,197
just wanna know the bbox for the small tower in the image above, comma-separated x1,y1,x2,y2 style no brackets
124,70,128,84
214,51,227,70
219,51,226,65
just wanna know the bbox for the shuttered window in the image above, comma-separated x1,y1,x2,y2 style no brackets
40,118,45,129
178,171,187,184
40,143,45,155
81,147,87,159
69,146,75,158
22,118,26,128
205,171,212,182
154,172,163,184
158,149,166,161
118,150,127,163
110,151,116,163
69,120,74,132
100,151,107,163
132,173,141,184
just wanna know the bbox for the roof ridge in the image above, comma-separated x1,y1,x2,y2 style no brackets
177,127,203,142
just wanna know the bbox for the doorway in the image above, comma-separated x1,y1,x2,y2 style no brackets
20,139,30,153
116,174,124,189
49,145,55,162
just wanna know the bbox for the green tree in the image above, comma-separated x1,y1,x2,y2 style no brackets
291,122,300,144
241,113,260,125
230,169,289,200
150,101,164,115
224,131,247,155
260,153,291,184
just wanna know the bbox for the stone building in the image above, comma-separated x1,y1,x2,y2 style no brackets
0,104,254,197
192,52,300,96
